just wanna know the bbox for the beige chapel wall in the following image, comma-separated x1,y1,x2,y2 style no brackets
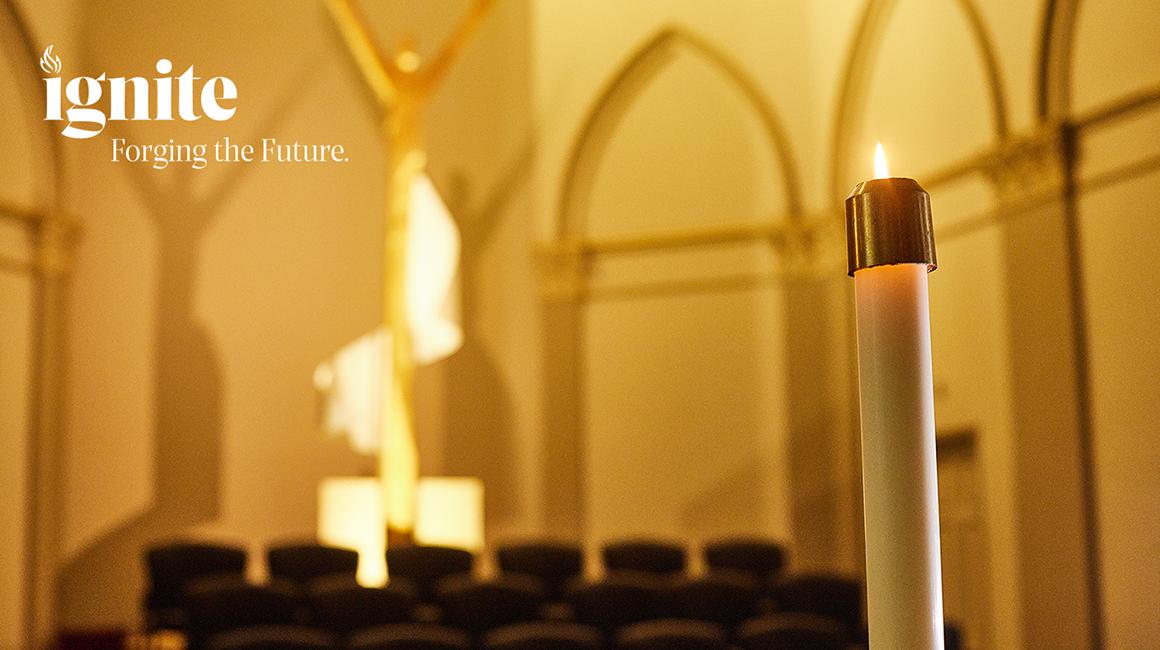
1,5,66,645
528,0,852,566
529,0,871,232
41,0,535,630
1077,167,1160,650
575,36,793,546
0,168,35,647
573,41,793,540
0,260,34,648
53,0,380,628
1072,0,1160,646
415,0,540,541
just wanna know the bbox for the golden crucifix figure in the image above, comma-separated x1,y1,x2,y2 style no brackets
325,0,493,544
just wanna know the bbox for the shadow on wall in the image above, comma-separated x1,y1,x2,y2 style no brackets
680,458,767,537
57,49,319,627
439,137,534,529
57,156,230,627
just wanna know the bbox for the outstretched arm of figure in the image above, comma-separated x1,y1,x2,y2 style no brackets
418,0,495,93
325,0,400,108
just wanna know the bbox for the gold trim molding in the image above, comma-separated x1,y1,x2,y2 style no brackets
538,81,1160,301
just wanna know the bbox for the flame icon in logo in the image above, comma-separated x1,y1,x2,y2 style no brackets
40,45,62,75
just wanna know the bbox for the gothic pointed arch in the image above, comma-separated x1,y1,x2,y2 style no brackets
829,0,1009,194
556,26,803,240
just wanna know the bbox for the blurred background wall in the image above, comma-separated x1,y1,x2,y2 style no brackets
0,0,1157,648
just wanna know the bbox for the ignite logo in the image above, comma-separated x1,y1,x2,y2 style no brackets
40,45,62,75
41,44,238,139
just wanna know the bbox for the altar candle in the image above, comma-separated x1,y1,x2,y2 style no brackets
846,143,944,649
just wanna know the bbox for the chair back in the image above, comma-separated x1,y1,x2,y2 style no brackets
386,545,475,602
347,623,471,650
702,538,786,582
483,621,602,650
146,541,248,609
734,612,846,650
206,625,338,650
184,575,300,648
566,572,666,634
435,574,546,635
496,541,583,600
769,574,862,635
615,618,728,650
144,540,247,631
664,571,761,628
601,539,686,576
268,542,359,585
308,574,418,634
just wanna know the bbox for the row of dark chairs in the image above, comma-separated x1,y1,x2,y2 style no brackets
146,538,792,630
197,616,848,649
175,569,859,634
142,538,898,649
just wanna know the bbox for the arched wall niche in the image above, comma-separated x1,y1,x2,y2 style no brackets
556,26,804,242
830,0,1008,197
541,26,803,547
582,55,779,240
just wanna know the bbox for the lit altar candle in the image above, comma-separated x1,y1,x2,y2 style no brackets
846,143,944,649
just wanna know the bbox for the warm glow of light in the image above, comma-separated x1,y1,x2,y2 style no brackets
414,477,485,551
396,49,421,73
406,173,463,363
874,142,890,179
318,477,386,586
313,172,462,458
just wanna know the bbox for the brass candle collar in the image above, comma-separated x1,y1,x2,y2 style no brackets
845,177,937,276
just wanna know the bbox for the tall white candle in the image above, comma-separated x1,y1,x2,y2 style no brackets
855,263,944,648
847,144,944,649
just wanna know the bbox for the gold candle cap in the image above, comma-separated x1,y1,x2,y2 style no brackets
845,177,937,276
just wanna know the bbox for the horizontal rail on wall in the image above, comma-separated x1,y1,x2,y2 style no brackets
0,198,44,224
0,257,34,275
582,270,794,302
538,84,1160,302
539,218,799,257
1074,83,1160,131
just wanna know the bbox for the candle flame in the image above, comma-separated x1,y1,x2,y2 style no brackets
873,142,890,179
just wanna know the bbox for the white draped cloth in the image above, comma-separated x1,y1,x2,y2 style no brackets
314,172,462,454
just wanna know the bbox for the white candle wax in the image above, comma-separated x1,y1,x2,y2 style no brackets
855,261,944,649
